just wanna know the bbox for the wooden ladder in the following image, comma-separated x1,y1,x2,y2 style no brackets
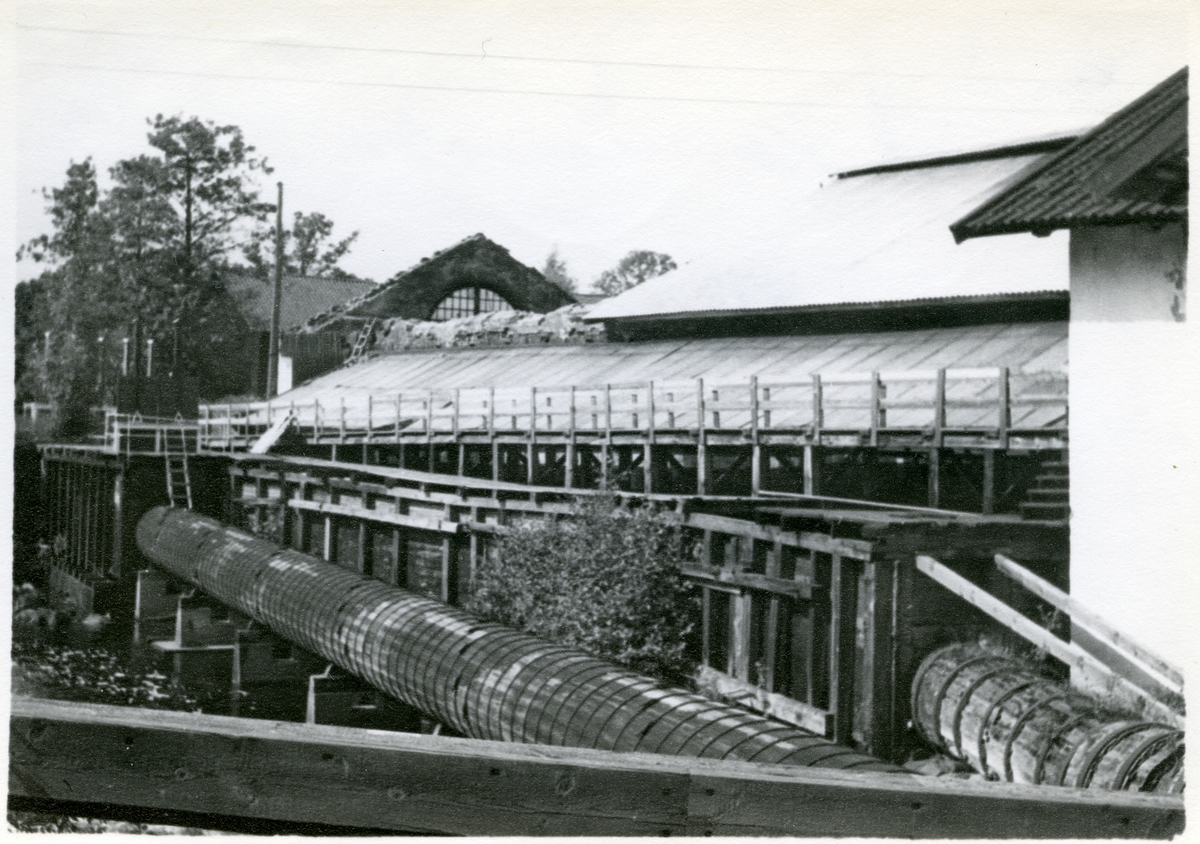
164,424,193,509
346,319,377,366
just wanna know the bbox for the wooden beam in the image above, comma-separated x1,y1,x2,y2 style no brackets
694,665,830,735
680,566,811,600
916,555,1183,728
9,699,1183,838
981,449,995,515
994,554,1183,697
289,498,461,535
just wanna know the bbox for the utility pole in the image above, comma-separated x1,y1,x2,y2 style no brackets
267,181,284,397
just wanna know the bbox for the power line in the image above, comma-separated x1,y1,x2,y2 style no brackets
26,60,1112,115
16,22,1156,87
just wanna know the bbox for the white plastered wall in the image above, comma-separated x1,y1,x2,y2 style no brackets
1068,221,1197,667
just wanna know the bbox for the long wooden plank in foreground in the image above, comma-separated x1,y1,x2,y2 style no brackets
9,698,1183,837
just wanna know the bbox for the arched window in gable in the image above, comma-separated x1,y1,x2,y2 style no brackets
429,287,515,321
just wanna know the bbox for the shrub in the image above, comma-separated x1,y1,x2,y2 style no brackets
466,496,698,683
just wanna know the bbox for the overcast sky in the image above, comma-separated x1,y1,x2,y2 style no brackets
11,0,1190,288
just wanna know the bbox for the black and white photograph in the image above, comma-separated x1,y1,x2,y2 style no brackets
6,0,1193,835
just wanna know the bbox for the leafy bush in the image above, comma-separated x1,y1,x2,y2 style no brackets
465,496,698,683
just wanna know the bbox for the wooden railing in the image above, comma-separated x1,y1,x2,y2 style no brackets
198,367,1067,451
100,411,200,457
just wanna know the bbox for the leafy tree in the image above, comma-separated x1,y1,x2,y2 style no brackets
145,114,274,278
541,248,577,293
242,210,359,278
465,496,698,682
16,116,282,430
592,250,677,296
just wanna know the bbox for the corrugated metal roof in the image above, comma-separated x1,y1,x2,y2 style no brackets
225,273,377,331
281,321,1063,395
586,146,1071,322
952,68,1187,241
238,321,1066,435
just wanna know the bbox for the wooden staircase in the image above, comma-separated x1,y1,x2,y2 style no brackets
1019,451,1068,520
164,425,193,509
345,318,377,366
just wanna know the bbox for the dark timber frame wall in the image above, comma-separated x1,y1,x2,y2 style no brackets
225,453,1068,762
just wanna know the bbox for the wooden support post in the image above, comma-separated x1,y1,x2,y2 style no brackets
700,587,712,667
997,366,1010,448
601,384,612,491
827,553,842,740
604,382,613,433
394,394,402,445
934,368,946,448
565,386,576,490
762,539,782,692
110,472,124,579
927,447,940,508
389,527,402,587
869,372,882,447
357,521,368,575
323,515,333,562
803,444,817,496
643,442,653,494
527,386,537,486
366,395,373,445
467,505,479,592
981,449,995,515
696,377,707,495
811,374,823,442
452,388,460,440
853,562,877,751
426,389,435,443
440,536,452,605
731,591,751,681
492,441,501,485
750,376,761,497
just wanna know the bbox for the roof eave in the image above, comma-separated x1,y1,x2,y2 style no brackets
585,290,1070,324
951,210,1188,243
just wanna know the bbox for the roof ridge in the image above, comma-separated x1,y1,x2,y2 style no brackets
833,134,1078,180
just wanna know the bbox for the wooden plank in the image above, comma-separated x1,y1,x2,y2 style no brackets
694,665,830,735
731,593,751,681
916,555,1184,728
680,512,872,559
680,566,812,600
993,554,1183,694
827,554,842,741
11,698,1181,838
289,498,461,535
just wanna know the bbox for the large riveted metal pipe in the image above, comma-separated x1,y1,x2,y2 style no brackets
137,506,902,772
912,643,1183,792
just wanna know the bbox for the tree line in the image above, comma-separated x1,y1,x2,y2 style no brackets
16,115,360,434
16,113,679,437
542,248,676,297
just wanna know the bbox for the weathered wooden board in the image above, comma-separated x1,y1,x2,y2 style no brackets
9,699,1182,837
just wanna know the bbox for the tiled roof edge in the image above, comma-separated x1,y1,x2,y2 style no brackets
950,67,1188,242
